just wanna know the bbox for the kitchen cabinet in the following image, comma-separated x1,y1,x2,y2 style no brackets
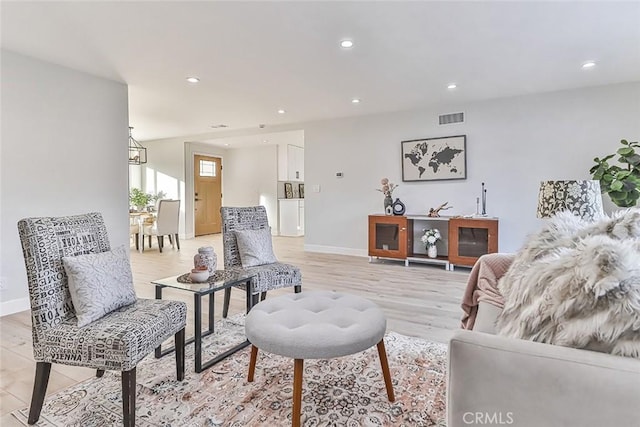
278,144,304,181
279,199,304,236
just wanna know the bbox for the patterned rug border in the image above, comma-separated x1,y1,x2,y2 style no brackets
12,316,448,427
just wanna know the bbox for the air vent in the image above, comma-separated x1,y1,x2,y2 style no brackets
439,112,464,125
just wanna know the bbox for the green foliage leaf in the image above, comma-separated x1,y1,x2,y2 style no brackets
617,147,634,156
626,154,640,166
610,180,624,191
591,138,640,207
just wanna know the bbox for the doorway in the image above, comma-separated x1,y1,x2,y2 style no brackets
194,155,222,236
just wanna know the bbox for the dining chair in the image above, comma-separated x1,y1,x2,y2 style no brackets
129,215,140,250
143,199,181,253
221,205,302,317
17,212,186,426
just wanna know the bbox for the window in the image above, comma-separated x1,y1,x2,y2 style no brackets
199,160,216,177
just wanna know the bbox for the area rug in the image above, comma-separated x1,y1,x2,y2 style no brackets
13,316,447,426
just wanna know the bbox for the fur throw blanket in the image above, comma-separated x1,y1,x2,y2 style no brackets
495,209,640,358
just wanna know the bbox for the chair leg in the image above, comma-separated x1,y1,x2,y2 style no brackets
248,345,259,382
294,285,302,293
260,292,267,301
168,234,173,245
122,368,136,427
376,340,395,402
175,328,185,381
293,359,304,427
135,234,139,251
175,233,180,250
96,369,105,378
222,288,231,318
158,236,164,253
27,362,51,425
148,236,152,248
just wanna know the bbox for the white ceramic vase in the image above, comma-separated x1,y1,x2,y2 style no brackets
194,246,217,274
427,245,438,258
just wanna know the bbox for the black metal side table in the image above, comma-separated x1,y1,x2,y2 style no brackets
151,269,255,373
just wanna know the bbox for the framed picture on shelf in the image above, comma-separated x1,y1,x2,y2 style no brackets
401,135,467,182
284,182,294,199
298,183,304,198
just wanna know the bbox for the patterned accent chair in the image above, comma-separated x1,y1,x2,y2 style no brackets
221,206,302,317
17,213,187,427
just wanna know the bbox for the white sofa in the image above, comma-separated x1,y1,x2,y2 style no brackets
447,301,640,427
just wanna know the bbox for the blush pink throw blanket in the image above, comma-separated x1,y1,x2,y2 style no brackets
460,253,515,330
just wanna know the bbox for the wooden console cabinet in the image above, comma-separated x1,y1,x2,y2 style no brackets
368,215,413,260
368,215,498,269
448,217,499,267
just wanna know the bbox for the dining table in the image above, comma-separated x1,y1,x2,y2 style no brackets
129,211,155,253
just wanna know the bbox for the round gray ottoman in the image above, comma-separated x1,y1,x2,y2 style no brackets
245,290,395,427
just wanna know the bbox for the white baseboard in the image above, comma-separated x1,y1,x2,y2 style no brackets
0,297,30,317
304,244,368,258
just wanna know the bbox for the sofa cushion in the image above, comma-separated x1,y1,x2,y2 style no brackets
496,209,640,358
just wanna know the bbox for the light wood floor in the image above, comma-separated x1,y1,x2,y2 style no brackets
0,234,470,424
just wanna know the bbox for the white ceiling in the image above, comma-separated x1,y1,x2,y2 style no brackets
2,1,639,143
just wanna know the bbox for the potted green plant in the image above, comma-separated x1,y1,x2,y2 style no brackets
590,139,640,207
129,188,152,212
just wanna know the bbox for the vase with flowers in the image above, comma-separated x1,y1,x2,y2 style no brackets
421,228,441,258
376,177,398,214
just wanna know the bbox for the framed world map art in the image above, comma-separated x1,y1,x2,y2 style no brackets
401,135,467,182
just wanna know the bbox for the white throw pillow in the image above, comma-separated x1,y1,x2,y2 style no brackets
234,228,278,268
62,245,137,327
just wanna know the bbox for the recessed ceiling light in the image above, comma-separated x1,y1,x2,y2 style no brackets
351,98,361,104
340,40,354,48
447,83,457,89
277,109,286,114
186,77,200,83
582,61,596,69
210,124,228,129
224,143,230,146
262,139,268,143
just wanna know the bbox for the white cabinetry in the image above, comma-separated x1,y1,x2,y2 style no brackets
287,145,304,181
279,199,304,236
278,144,304,181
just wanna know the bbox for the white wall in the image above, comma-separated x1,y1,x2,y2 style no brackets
140,137,188,236
144,136,288,238
303,82,640,256
224,145,279,231
0,50,129,314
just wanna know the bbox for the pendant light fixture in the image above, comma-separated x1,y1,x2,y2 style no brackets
128,126,147,165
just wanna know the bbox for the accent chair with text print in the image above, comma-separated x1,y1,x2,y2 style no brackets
221,205,302,316
18,212,186,426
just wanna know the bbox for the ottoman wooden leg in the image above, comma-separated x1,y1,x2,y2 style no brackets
293,359,304,427
377,340,395,402
248,345,259,382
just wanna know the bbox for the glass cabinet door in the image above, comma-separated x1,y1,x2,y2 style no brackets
448,218,498,266
368,215,412,259
456,227,489,258
375,223,400,251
